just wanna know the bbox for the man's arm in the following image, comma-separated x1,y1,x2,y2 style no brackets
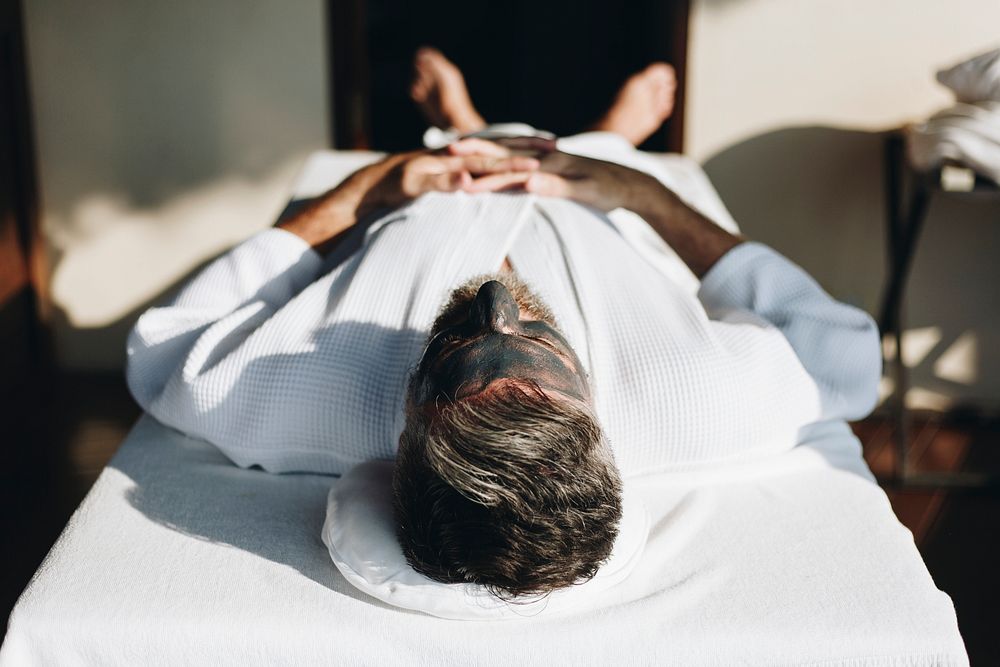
127,146,539,418
126,229,323,412
456,136,743,276
277,148,540,253
613,170,743,278
478,139,881,422
633,177,880,421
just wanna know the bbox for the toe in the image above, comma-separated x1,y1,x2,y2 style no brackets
412,66,431,94
416,46,441,62
410,81,427,103
658,93,674,117
418,46,455,75
645,62,675,81
414,48,436,79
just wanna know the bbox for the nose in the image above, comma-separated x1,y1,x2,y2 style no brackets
469,280,520,334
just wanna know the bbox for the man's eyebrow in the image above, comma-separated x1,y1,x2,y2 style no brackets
434,334,484,364
433,331,575,368
524,334,574,365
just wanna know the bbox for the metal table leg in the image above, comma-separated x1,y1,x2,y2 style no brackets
878,132,1000,490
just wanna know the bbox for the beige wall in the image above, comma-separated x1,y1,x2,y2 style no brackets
24,0,328,370
688,0,1000,409
23,0,1000,408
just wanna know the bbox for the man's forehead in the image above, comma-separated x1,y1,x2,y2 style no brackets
430,273,559,335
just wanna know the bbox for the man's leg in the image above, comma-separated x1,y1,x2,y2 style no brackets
589,63,676,146
410,47,676,154
411,47,549,149
411,47,486,134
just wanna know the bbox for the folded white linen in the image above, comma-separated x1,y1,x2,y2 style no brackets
936,47,1000,103
908,48,1000,183
321,460,649,620
0,416,968,665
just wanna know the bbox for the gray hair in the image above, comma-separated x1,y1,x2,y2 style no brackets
393,378,623,598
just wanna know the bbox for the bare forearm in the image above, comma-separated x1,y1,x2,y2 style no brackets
275,196,355,256
525,145,744,278
276,154,407,255
627,174,744,279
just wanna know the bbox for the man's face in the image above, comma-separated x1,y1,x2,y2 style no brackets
412,274,591,407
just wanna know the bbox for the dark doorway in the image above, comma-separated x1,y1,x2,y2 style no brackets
329,0,689,153
0,0,41,382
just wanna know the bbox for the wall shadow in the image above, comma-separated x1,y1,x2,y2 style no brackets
703,125,1000,409
703,125,888,313
113,317,428,615
44,192,358,372
111,420,404,613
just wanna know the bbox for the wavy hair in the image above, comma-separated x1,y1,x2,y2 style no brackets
392,378,623,598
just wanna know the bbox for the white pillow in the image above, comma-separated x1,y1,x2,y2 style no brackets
937,47,1000,103
322,460,649,620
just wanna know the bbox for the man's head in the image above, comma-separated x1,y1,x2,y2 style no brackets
393,273,623,598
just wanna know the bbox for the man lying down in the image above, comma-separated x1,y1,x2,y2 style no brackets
126,48,881,599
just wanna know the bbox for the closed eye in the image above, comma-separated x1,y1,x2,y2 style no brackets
431,332,572,367
523,335,575,366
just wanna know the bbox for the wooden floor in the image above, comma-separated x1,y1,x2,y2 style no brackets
854,411,1000,664
856,411,983,543
2,374,998,662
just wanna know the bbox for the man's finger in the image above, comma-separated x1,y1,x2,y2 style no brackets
464,171,533,193
460,155,539,175
447,138,510,158
421,168,472,194
524,172,574,198
495,136,558,154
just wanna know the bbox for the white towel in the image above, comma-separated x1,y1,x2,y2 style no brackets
936,47,1000,103
908,48,1000,183
908,101,1000,183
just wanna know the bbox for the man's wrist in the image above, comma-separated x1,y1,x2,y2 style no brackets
628,175,744,278
623,171,677,221
275,197,356,255
275,155,402,255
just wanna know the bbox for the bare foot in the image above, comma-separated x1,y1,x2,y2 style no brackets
592,63,676,146
410,47,486,133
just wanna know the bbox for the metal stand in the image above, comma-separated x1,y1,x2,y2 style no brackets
879,132,999,490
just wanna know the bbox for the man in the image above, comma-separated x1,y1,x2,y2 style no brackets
127,49,880,598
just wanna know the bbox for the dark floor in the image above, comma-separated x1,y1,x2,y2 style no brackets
856,411,1000,665
2,373,998,663
2,372,140,639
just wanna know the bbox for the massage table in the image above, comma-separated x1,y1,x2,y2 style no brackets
1,151,968,666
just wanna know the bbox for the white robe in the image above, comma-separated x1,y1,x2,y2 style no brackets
126,137,881,476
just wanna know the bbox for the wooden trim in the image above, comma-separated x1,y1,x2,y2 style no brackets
0,0,46,363
327,0,371,149
664,0,689,154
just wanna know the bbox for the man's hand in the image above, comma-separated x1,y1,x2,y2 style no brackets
450,136,743,278
363,147,540,215
450,136,657,213
278,140,539,254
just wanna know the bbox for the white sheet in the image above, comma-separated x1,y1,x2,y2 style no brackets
2,150,967,665
2,416,966,665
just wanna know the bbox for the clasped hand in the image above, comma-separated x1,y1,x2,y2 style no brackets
367,136,657,214
280,136,663,254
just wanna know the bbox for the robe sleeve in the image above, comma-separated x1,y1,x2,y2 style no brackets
697,242,882,422
125,228,323,414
